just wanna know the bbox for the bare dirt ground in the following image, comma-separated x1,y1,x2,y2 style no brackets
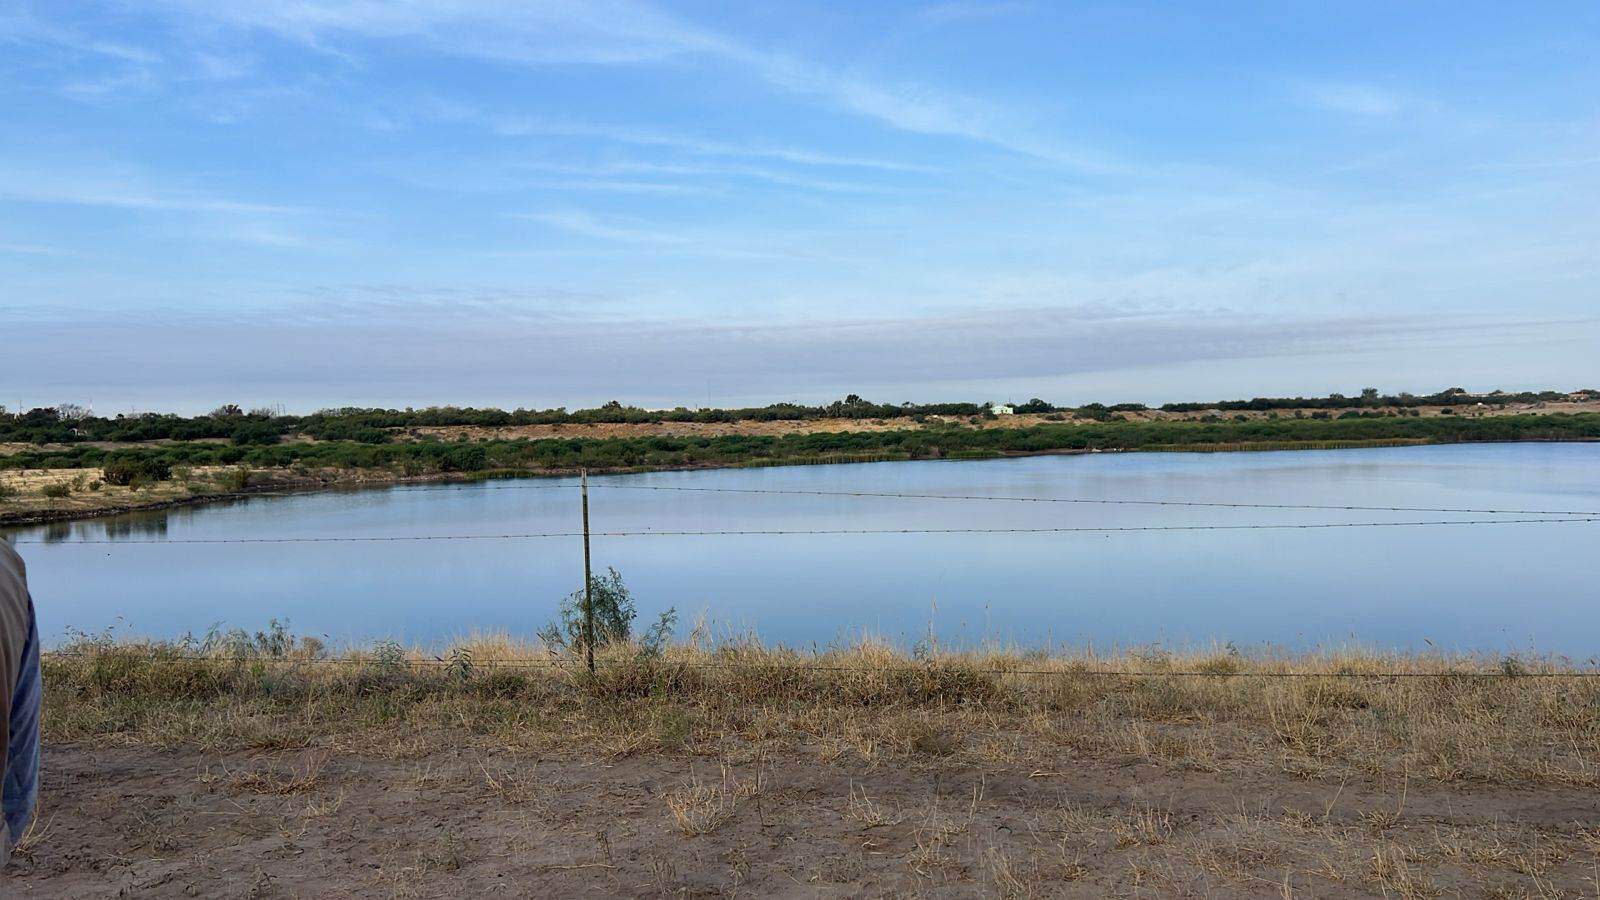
9,739,1600,898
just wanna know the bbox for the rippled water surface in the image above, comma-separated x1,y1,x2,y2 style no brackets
7,442,1599,654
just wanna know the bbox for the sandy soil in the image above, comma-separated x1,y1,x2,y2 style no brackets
7,742,1599,898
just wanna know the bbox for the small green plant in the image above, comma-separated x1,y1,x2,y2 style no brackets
370,640,407,673
446,646,474,683
1500,655,1530,677
538,567,676,656
213,618,297,659
0,481,16,502
42,482,71,499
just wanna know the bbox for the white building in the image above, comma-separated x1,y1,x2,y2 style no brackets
991,403,1014,415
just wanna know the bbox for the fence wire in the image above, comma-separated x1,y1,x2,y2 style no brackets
14,515,1599,544
177,478,1600,518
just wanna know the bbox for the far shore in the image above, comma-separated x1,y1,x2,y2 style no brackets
3,433,1593,529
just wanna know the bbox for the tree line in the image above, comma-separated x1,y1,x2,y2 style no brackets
4,413,1595,479
1,388,1592,447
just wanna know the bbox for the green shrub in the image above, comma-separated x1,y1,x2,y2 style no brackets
538,567,676,656
230,423,281,446
42,482,72,499
102,454,174,486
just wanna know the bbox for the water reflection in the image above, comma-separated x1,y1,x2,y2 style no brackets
7,443,1600,654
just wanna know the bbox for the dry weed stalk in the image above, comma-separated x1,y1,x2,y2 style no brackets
664,764,762,836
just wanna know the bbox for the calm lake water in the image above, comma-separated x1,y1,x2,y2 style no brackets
6,442,1599,655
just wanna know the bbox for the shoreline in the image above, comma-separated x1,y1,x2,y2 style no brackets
4,435,1594,529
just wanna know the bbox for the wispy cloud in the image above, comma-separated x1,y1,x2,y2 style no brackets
524,178,711,195
915,1,1038,27
158,0,1109,169
0,242,65,256
515,211,693,245
0,10,162,63
1295,81,1406,116
416,100,939,173
153,0,728,66
508,210,840,262
0,164,304,214
376,141,903,198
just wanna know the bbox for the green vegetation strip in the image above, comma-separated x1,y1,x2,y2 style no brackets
4,414,1596,479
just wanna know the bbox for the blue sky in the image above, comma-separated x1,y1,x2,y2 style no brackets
3,1,1597,413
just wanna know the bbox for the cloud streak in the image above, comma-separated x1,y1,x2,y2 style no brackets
1295,81,1406,117
515,210,693,245
0,163,305,215
158,0,1107,168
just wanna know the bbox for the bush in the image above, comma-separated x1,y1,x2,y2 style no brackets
219,467,252,491
42,482,72,499
230,423,281,446
538,567,676,656
102,454,174,486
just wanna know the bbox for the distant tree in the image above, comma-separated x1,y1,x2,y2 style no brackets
210,404,245,418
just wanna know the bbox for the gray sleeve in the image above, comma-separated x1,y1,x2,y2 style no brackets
0,541,30,863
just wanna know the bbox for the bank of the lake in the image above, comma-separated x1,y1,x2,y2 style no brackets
3,412,1597,526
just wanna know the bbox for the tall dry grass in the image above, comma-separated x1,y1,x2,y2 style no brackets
42,630,1600,787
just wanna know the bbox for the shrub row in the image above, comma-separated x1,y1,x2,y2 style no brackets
3,413,1594,477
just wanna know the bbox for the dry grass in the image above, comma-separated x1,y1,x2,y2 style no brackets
217,751,330,796
18,658,1600,899
663,764,762,836
40,632,1600,793
28,630,1600,893
845,783,904,827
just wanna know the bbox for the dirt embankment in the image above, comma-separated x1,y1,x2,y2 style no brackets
0,467,415,528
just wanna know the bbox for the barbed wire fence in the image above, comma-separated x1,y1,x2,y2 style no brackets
17,470,1600,679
